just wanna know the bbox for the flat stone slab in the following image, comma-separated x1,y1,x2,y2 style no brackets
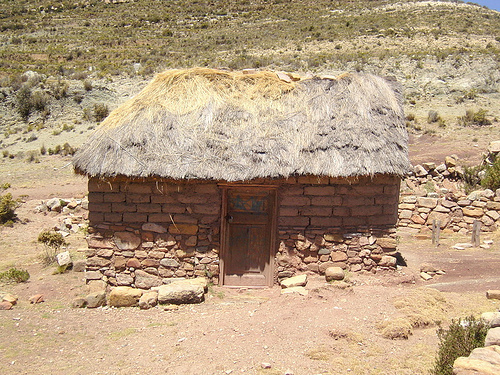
280,274,307,288
281,286,308,296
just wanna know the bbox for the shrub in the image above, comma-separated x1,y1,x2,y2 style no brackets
16,85,33,121
0,268,30,283
38,229,67,265
433,316,489,375
462,165,484,193
38,230,66,249
458,109,492,126
83,80,92,91
481,156,500,191
427,110,441,124
40,144,46,155
0,191,19,224
94,103,109,122
31,91,50,112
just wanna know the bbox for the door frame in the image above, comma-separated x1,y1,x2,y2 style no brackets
218,184,278,287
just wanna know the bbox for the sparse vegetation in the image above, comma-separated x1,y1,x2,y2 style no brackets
94,103,109,122
0,183,19,226
458,109,492,126
433,316,489,375
38,229,67,265
0,267,30,283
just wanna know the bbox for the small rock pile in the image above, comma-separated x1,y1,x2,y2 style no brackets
400,155,500,234
453,291,500,375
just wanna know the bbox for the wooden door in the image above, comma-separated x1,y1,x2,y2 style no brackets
221,187,276,287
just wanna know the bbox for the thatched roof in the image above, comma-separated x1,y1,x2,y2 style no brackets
73,68,410,181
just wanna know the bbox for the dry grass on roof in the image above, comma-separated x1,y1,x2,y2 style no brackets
73,67,411,180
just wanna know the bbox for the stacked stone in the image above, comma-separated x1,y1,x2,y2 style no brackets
276,231,399,279
276,174,401,278
85,179,221,288
398,189,500,234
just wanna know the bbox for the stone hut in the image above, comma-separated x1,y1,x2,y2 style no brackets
73,68,410,288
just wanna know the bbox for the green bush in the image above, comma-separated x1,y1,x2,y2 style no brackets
16,85,33,121
481,156,500,191
433,316,489,375
0,268,30,283
0,191,19,224
38,230,66,249
462,165,484,193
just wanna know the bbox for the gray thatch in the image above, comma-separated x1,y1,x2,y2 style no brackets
73,68,410,181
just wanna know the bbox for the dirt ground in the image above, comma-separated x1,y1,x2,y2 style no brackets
1,153,500,375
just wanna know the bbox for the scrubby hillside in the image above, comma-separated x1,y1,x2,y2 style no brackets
0,0,499,162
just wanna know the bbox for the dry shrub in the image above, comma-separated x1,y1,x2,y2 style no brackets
377,288,451,340
378,317,413,339
393,287,451,328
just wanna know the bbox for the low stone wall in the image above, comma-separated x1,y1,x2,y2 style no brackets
85,178,222,287
276,174,401,278
399,156,500,234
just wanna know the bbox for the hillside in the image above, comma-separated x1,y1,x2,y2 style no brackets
0,0,499,164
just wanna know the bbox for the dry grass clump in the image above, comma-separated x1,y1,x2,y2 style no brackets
378,287,452,340
377,317,413,340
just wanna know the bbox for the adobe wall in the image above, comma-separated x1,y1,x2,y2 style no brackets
85,174,401,288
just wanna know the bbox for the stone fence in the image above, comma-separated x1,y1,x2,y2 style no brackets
399,155,500,235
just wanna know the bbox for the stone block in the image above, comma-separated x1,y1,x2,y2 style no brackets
462,207,484,217
108,286,143,307
116,273,134,286
135,269,162,289
325,266,344,281
85,271,102,281
86,291,106,308
417,197,438,209
157,281,204,304
139,291,158,310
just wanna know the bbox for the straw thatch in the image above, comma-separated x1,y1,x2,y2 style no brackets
73,68,410,181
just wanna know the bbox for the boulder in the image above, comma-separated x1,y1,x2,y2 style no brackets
445,156,457,167
487,290,500,300
325,267,344,281
29,294,44,304
134,270,162,289
157,281,204,305
46,198,63,212
86,291,106,308
485,328,500,346
2,293,18,305
414,164,428,177
378,255,396,267
139,291,158,310
0,301,13,310
280,274,307,288
489,141,500,153
453,346,500,375
482,312,500,327
108,286,143,307
72,297,87,308
56,251,72,267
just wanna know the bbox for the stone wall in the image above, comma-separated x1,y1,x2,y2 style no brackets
399,156,500,234
275,174,401,279
85,174,402,288
85,178,222,288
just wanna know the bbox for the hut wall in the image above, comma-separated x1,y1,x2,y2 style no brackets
85,178,222,288
275,174,401,278
84,174,401,287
